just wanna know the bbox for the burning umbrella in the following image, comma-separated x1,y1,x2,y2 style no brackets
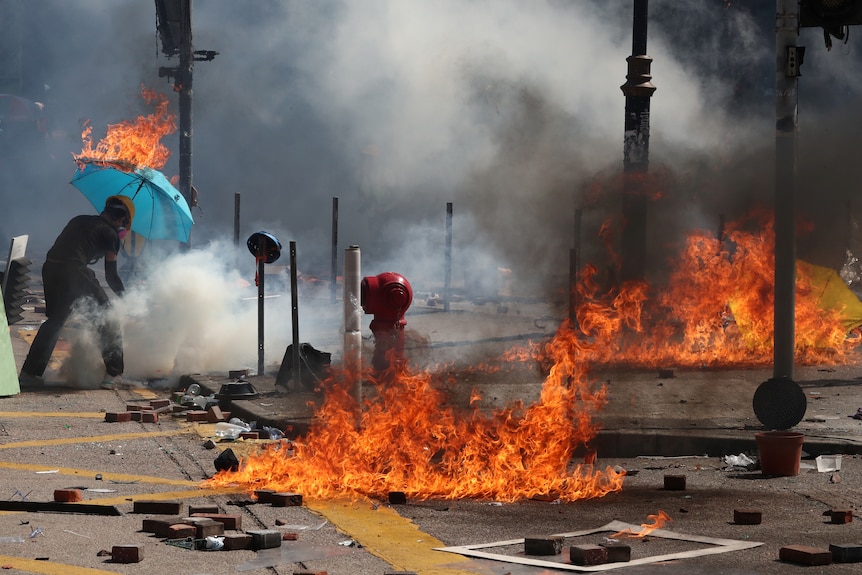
71,161,193,242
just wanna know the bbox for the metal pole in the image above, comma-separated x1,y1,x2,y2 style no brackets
233,193,240,246
178,0,194,246
774,0,799,380
331,197,339,304
290,241,300,390
444,202,453,312
257,237,265,376
343,246,362,410
570,206,582,326
619,0,656,283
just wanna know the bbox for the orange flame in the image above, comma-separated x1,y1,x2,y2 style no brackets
612,510,672,538
204,334,624,502
573,208,860,367
75,85,176,170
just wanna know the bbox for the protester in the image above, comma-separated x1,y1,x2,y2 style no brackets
19,195,134,389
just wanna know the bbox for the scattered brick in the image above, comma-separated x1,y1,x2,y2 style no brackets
733,509,762,525
141,412,159,423
829,543,862,563
141,518,184,537
133,500,182,515
186,410,208,422
599,542,631,563
166,524,196,539
388,491,407,505
193,518,225,538
150,399,171,410
126,404,142,411
173,404,188,414
663,475,686,491
254,489,276,504
829,509,853,524
248,529,282,550
222,533,253,551
779,545,832,566
54,489,83,503
530,493,559,502
282,532,298,541
229,369,249,379
240,431,261,440
111,544,143,563
104,412,131,423
206,405,226,423
570,544,608,566
190,513,242,530
524,536,563,556
270,492,303,507
188,505,219,515
129,411,142,421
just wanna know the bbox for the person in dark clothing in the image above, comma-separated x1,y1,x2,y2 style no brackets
19,195,135,389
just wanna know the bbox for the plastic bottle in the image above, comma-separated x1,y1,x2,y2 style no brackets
213,422,249,439
186,383,201,396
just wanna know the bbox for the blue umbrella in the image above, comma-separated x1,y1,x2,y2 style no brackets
71,161,194,242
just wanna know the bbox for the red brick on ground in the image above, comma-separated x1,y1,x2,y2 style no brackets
133,500,182,515
54,489,83,502
206,405,225,422
111,544,143,563
166,524,196,538
186,410,208,422
188,505,219,515
141,411,158,423
104,412,132,423
779,545,832,566
222,533,253,550
270,492,303,507
190,513,242,530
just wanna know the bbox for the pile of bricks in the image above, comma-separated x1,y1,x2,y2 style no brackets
104,399,173,423
523,536,631,566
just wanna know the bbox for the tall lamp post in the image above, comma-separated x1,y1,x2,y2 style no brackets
620,0,656,283
154,0,217,247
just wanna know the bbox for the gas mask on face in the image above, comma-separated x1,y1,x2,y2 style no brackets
117,227,128,240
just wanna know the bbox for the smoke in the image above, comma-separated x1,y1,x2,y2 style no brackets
5,0,862,360
55,238,346,387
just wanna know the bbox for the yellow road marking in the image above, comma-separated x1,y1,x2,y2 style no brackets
0,461,198,486
0,556,122,575
0,411,105,419
307,499,473,575
0,429,194,450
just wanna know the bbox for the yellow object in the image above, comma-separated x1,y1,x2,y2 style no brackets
106,194,135,226
798,260,862,332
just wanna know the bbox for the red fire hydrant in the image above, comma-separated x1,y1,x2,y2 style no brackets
361,272,413,372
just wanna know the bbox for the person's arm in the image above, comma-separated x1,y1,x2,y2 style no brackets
104,251,125,296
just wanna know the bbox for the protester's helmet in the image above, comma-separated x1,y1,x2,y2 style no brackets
105,195,135,227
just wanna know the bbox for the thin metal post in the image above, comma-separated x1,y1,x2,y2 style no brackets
257,236,265,376
290,241,300,390
178,0,194,246
444,202,453,312
774,0,799,380
233,193,240,246
620,0,656,283
331,197,339,304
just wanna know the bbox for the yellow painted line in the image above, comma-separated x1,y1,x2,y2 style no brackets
0,461,198,486
0,556,122,575
0,429,194,450
0,411,105,419
307,499,473,575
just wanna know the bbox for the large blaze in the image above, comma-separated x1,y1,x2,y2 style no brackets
204,206,860,502
206,335,624,502
75,85,176,170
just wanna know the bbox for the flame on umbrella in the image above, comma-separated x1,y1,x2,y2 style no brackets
74,85,176,171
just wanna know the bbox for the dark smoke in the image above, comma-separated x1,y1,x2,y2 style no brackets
2,0,862,304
